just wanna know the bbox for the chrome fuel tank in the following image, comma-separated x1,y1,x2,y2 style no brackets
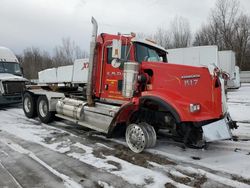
56,98,86,120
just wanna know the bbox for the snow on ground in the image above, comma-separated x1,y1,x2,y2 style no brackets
0,83,250,187
0,139,82,188
147,84,250,181
227,83,250,122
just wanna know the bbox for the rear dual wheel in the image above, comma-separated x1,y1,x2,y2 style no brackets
37,96,54,123
126,122,156,153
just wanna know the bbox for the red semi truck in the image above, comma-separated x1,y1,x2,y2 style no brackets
23,18,236,153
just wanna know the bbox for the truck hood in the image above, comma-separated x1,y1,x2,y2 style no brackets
141,62,223,122
0,73,28,82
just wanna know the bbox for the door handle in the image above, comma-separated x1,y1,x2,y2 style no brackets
105,84,109,90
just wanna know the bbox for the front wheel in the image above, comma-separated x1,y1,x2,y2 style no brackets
126,123,156,153
37,96,54,123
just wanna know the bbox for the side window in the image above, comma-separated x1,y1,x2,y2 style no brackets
135,44,147,63
107,47,112,64
107,45,130,64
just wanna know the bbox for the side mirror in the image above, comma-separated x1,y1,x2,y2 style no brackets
112,39,122,59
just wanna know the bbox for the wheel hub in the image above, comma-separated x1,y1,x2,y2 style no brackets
126,124,147,153
126,122,157,153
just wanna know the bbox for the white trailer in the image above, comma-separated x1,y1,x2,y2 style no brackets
0,46,27,105
167,46,219,68
38,58,89,84
218,51,240,89
167,47,241,89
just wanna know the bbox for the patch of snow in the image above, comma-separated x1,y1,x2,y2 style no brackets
96,143,114,150
228,103,250,122
232,123,250,138
105,156,189,188
48,141,71,154
176,165,250,188
97,180,114,188
227,84,250,103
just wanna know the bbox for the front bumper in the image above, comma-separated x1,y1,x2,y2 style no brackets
202,114,234,142
0,94,22,105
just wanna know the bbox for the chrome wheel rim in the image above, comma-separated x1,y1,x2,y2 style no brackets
24,97,31,113
39,100,48,118
126,124,147,153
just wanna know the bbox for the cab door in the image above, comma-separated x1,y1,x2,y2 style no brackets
100,44,130,103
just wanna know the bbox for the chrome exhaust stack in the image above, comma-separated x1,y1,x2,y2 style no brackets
87,17,98,106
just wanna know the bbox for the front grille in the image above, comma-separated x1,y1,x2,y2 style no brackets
3,81,26,95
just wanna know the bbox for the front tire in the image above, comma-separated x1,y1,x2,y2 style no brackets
23,92,37,118
37,96,54,123
126,123,156,153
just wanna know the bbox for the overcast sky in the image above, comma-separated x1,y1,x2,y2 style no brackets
0,0,250,55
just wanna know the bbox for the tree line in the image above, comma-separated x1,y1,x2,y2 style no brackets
18,0,250,79
18,38,88,79
150,0,250,70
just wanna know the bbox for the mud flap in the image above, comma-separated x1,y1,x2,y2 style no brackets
202,118,232,142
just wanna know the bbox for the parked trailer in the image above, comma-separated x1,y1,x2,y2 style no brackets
38,58,89,84
167,46,219,68
167,47,241,89
218,51,240,89
0,47,27,105
23,18,236,153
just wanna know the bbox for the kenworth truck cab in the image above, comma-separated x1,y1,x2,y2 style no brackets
22,18,236,153
0,47,27,105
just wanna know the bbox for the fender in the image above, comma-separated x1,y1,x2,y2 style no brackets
107,102,138,137
140,95,181,123
107,93,182,136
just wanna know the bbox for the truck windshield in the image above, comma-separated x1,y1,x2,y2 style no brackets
134,42,167,63
0,62,22,76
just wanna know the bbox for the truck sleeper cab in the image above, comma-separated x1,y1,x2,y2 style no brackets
23,18,236,153
0,47,27,105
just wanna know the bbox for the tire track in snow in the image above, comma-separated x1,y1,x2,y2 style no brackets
0,138,82,188
0,161,23,188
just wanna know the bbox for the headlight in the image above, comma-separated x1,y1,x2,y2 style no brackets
189,103,201,113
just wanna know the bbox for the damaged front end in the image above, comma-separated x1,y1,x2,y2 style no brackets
202,113,237,142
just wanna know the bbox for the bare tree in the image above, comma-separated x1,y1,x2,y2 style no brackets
170,16,191,48
53,37,88,66
19,47,53,79
193,0,250,70
193,23,221,46
234,14,250,68
19,38,88,79
145,16,191,49
212,0,240,49
151,27,172,49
